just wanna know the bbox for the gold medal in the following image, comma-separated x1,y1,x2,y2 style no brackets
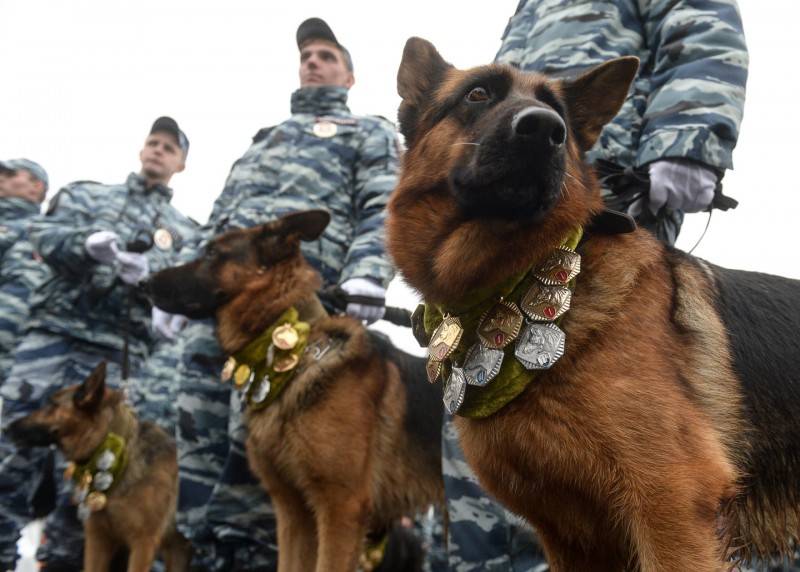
520,282,572,322
272,324,299,350
81,472,93,488
220,357,237,382
273,353,299,373
534,247,581,286
428,316,464,362
85,491,107,512
313,121,338,138
233,364,253,388
477,300,523,350
153,228,174,250
426,358,442,384
63,462,76,481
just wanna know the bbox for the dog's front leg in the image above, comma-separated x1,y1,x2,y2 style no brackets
313,493,370,572
270,486,318,572
83,518,117,572
126,538,159,572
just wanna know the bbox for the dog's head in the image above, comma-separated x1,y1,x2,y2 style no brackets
388,38,638,302
5,362,122,461
147,210,330,350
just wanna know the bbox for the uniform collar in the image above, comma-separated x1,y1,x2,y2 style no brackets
290,86,350,116
0,196,40,219
125,172,173,201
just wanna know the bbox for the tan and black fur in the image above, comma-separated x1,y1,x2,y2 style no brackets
147,211,443,572
6,362,190,572
386,37,800,571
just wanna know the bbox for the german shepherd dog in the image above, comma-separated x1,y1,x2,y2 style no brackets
146,210,443,572
386,38,800,571
6,362,190,572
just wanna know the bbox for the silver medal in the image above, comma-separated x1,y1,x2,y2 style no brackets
462,344,504,387
252,375,271,404
443,367,467,415
93,470,113,492
96,450,116,471
514,322,566,370
77,503,91,522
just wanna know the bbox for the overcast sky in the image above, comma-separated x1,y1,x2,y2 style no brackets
2,0,799,353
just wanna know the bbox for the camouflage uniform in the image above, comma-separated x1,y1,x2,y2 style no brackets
170,85,397,571
0,198,48,386
0,172,196,569
0,197,49,570
440,1,749,569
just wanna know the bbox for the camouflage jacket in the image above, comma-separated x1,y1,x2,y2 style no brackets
197,86,398,287
0,198,49,378
495,0,748,171
28,173,198,358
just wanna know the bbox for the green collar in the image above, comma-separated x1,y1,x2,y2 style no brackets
220,307,310,410
417,228,583,418
67,431,128,520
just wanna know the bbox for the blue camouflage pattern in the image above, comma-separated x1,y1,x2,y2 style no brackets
495,0,748,172
0,198,48,386
168,86,399,571
27,172,199,359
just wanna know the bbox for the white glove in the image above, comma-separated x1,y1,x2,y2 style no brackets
630,159,717,217
85,231,120,264
116,250,149,285
340,277,386,324
151,307,188,340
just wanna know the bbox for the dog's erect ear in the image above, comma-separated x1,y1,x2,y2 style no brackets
397,37,453,143
74,361,107,412
561,56,639,152
277,210,331,242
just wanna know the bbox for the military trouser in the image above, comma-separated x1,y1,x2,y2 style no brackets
0,330,142,569
129,336,187,432
174,320,277,571
442,416,548,571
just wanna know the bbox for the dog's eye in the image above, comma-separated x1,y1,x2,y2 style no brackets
465,87,491,103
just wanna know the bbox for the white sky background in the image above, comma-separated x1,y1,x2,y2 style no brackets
2,0,799,353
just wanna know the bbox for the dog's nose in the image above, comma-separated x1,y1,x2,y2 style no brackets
511,107,566,148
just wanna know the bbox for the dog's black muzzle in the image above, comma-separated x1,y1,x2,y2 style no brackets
451,105,567,220
5,418,57,449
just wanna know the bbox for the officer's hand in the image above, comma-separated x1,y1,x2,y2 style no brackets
116,251,149,285
151,307,188,340
631,159,717,217
85,231,120,264
340,277,386,324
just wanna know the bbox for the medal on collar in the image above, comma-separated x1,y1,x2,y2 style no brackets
443,367,467,415
534,248,581,286
426,358,442,384
463,343,504,387
477,300,523,350
514,322,566,370
520,282,572,322
272,324,299,350
221,357,237,382
153,228,174,251
313,121,338,138
233,364,254,388
85,491,107,512
252,375,271,404
428,316,463,362
273,353,299,373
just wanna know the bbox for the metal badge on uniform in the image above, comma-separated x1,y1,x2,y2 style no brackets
463,343,504,387
443,367,467,415
477,300,523,350
153,228,174,251
514,322,566,370
520,282,572,322
313,121,338,138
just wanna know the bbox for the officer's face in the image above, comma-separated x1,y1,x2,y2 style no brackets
139,132,185,185
0,170,45,203
299,40,354,89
